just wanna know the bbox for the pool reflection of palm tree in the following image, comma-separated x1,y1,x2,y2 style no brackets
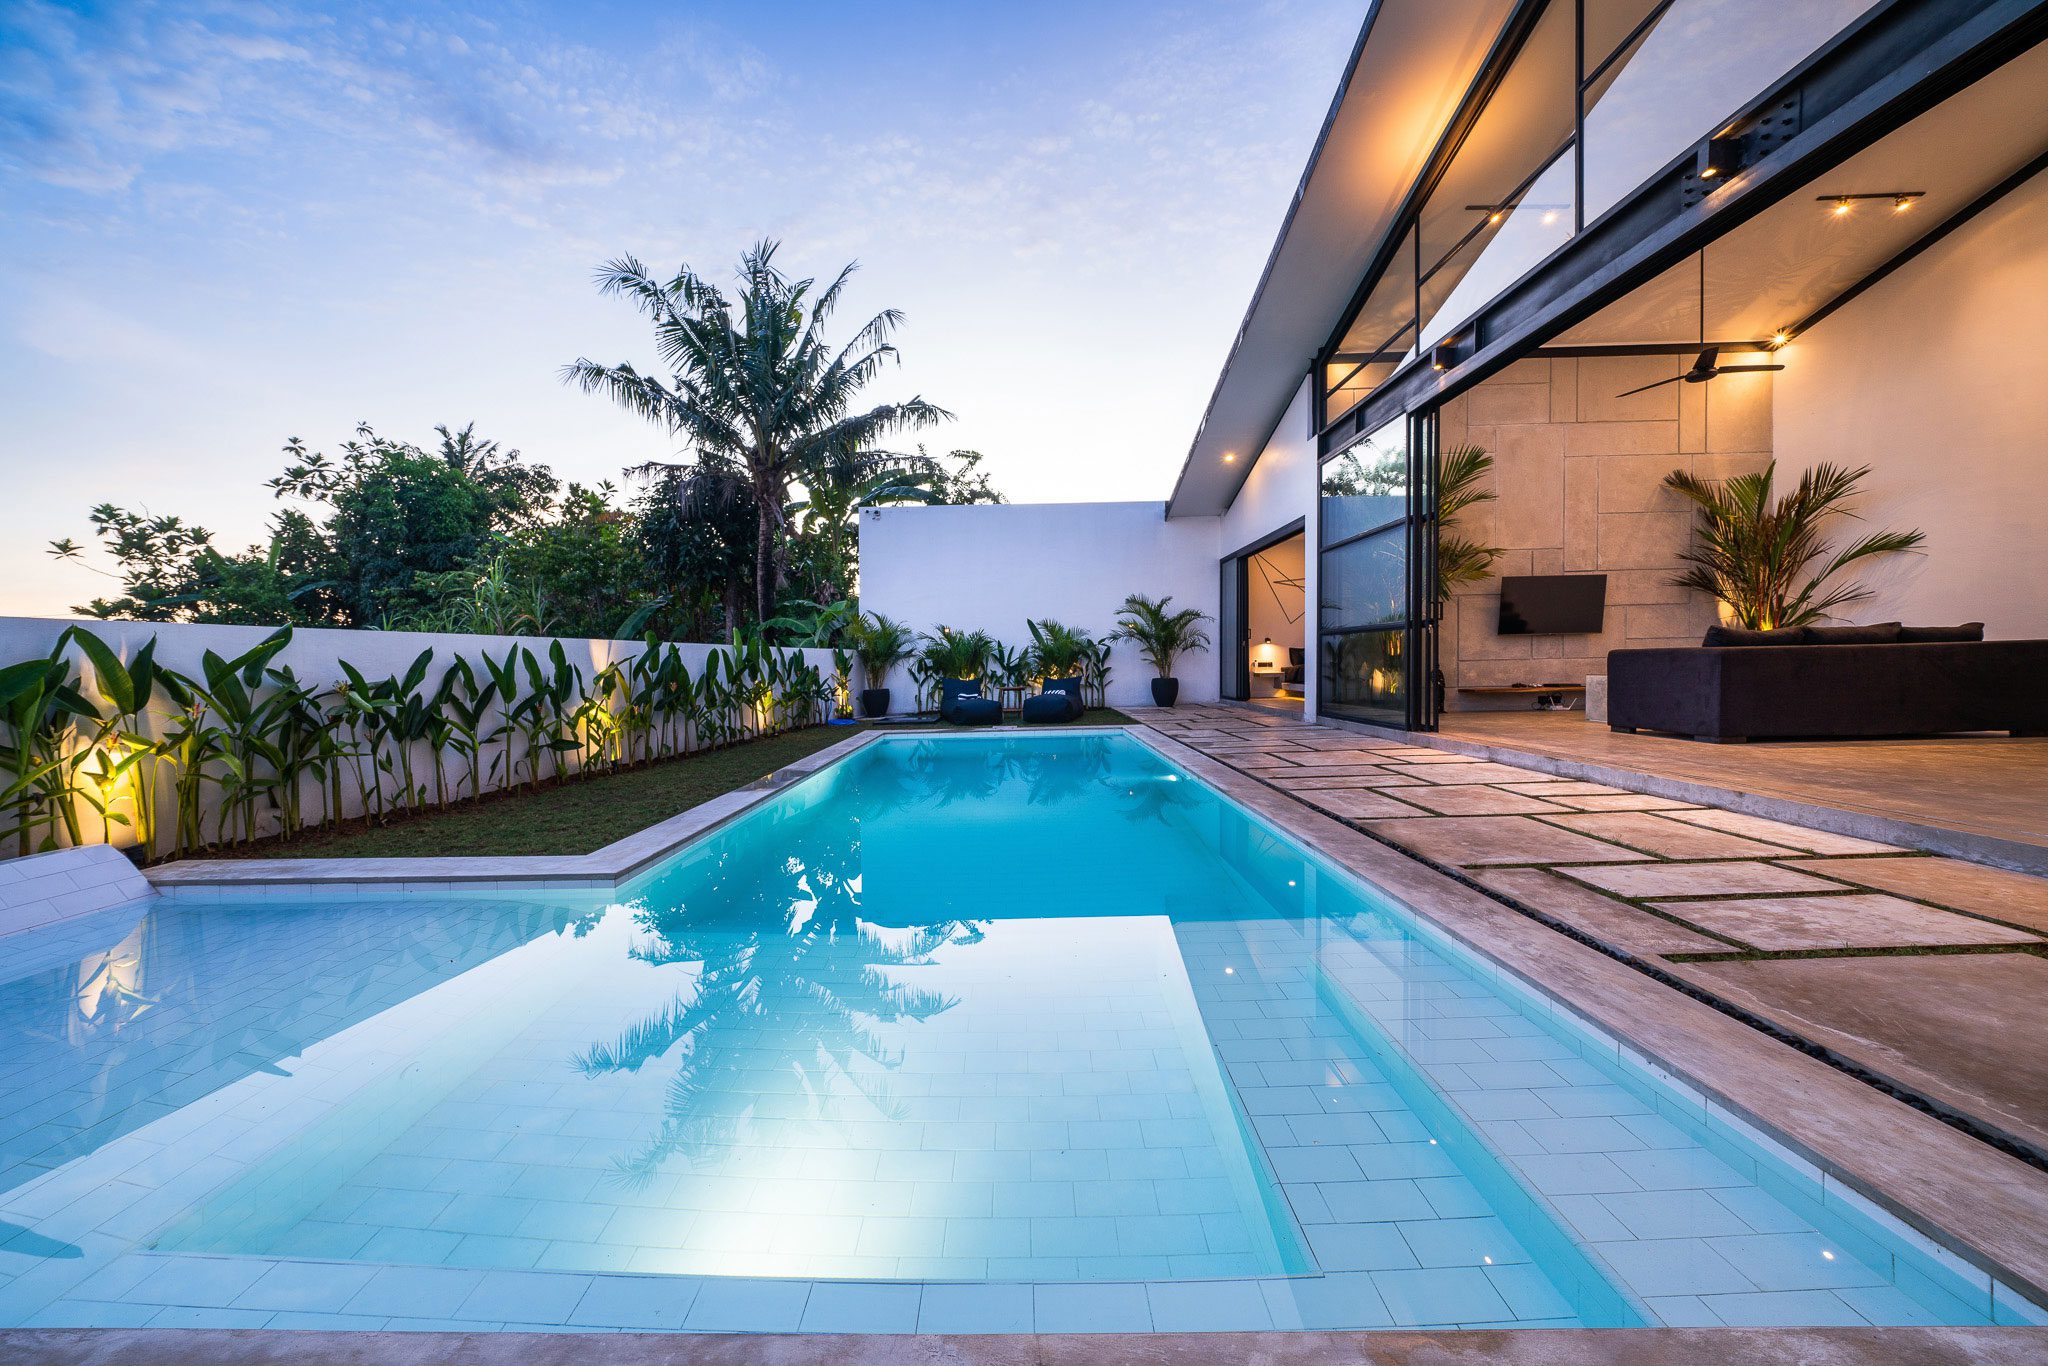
572,806,986,1185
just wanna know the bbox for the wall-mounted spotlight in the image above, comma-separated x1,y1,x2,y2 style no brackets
1816,191,1925,216
1431,332,1473,374
1696,132,1749,183
1222,451,1237,463
1767,329,1792,350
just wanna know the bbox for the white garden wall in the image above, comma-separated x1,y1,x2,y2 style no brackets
0,616,834,860
858,501,1222,708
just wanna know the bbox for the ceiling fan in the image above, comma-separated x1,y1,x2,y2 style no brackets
1616,253,1785,398
1615,344,1784,397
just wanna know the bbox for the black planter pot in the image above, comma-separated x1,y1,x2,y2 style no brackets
860,688,891,718
1151,677,1181,708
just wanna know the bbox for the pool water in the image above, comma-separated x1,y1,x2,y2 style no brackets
0,732,2037,1332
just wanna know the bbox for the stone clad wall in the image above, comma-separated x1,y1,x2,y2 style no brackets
1437,354,1774,709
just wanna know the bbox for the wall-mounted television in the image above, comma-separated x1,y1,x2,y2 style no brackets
1497,574,1607,635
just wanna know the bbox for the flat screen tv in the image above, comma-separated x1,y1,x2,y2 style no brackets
1497,574,1606,635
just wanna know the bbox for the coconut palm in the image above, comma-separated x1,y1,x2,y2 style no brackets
564,242,951,628
1113,594,1211,678
1663,462,1923,630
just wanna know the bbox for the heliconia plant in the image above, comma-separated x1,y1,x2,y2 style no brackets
0,626,834,865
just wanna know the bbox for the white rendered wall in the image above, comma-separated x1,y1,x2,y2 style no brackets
1222,377,1321,715
0,617,833,855
858,501,1221,708
1773,172,2048,639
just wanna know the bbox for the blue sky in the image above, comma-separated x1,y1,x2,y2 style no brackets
0,0,1356,615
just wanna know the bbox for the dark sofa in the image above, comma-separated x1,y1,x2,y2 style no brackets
1608,627,2048,741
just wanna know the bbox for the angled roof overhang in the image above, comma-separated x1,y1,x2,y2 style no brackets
1165,0,1518,519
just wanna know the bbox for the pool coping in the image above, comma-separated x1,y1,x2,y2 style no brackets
1123,726,2048,1314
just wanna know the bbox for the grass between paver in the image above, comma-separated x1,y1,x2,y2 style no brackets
202,708,1133,860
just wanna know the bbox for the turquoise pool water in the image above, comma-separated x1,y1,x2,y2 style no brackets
0,732,2038,1332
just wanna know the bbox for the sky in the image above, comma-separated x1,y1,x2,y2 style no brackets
0,0,1358,617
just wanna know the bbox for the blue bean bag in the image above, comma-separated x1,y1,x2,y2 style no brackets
939,677,1002,726
1022,677,1085,724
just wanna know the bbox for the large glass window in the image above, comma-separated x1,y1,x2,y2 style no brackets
1416,0,1577,350
1319,414,1435,728
1580,0,1879,224
1320,0,1881,431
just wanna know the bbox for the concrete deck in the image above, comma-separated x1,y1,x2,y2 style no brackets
1404,712,2048,875
4,1326,2045,1363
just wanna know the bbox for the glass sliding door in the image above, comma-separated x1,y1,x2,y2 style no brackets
1317,411,1439,729
1217,554,1249,701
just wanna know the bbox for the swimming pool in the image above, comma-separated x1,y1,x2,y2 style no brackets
0,731,2037,1332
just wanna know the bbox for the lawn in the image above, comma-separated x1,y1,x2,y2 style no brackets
207,708,1134,860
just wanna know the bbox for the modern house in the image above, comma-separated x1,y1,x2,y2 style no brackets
863,0,2048,731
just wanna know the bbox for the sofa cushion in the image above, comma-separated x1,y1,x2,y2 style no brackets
1800,622,1901,645
1899,622,1985,642
1702,625,1788,647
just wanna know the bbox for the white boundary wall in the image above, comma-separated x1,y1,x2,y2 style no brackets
858,501,1223,709
0,617,833,857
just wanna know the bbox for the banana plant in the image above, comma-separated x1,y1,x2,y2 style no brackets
437,657,495,802
70,631,167,857
0,632,103,856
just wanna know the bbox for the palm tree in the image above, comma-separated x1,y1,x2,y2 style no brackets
564,242,951,627
1437,444,1503,602
1113,594,1211,677
1663,462,1923,630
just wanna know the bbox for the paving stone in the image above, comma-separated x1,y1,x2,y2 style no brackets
1490,781,1628,797
1403,762,1561,786
1294,789,1431,821
1780,857,2048,936
1381,785,1574,817
1671,952,2048,1157
1562,863,1848,901
1469,869,1730,956
1283,749,1401,769
1360,817,1651,867
1647,893,2041,951
1541,795,1703,813
1661,809,1904,856
1285,772,1400,788
1541,813,1793,859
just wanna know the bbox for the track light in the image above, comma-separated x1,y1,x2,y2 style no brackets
1817,191,1925,216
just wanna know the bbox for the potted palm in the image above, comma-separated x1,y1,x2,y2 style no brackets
1663,462,1923,629
1114,594,1211,707
1025,619,1090,686
846,612,916,718
919,626,993,688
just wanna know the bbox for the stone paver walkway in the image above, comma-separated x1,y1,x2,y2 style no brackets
1128,705,2048,1161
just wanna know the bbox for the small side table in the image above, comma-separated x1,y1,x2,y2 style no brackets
998,683,1027,714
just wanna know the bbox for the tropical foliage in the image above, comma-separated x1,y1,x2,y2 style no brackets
1113,594,1211,678
0,627,836,864
1437,443,1504,602
564,241,961,628
1663,462,1923,630
50,247,1003,644
845,612,917,692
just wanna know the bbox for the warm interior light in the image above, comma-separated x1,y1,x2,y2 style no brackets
1222,452,1237,463
1893,194,1914,212
1539,209,1559,227
1769,330,1791,349
1832,197,1852,216
1487,211,1504,226
1256,637,1276,664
